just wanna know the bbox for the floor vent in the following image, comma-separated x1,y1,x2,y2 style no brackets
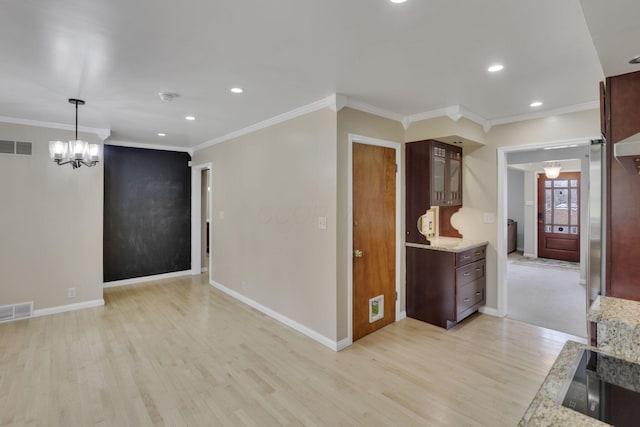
0,140,32,156
0,302,33,323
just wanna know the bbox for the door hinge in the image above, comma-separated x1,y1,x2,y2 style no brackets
396,291,398,301
395,163,398,173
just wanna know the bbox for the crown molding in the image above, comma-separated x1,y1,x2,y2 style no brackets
331,94,348,112
405,107,451,124
343,98,405,123
0,115,111,141
489,101,599,127
193,95,339,152
106,139,193,155
406,105,492,133
189,94,600,154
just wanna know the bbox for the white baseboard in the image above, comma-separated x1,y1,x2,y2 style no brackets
579,279,586,286
523,252,536,259
397,310,407,320
479,306,501,317
517,247,524,253
33,299,105,318
209,279,341,351
103,270,191,288
336,337,352,351
201,267,208,273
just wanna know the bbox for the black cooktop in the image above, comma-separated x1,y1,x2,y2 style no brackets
560,349,640,426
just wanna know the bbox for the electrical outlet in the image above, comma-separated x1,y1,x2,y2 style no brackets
67,288,77,298
483,213,496,224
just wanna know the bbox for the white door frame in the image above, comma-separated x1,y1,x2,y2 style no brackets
347,134,402,344
497,138,594,317
191,162,212,276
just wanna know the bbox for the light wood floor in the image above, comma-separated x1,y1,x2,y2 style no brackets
0,274,578,426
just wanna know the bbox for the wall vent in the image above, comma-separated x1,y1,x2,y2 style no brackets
15,141,32,155
0,302,33,323
0,140,33,156
0,140,15,154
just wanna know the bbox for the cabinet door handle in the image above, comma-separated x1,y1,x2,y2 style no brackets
475,292,481,296
474,252,482,255
463,272,471,276
462,255,470,259
475,268,481,271
464,297,470,302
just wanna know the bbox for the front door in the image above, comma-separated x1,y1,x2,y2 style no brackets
352,142,396,341
537,172,580,262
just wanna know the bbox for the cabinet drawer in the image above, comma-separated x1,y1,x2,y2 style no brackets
456,259,485,287
457,280,485,319
456,245,486,266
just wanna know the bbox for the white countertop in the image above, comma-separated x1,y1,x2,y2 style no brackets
406,237,488,253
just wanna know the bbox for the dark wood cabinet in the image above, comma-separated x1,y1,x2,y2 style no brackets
604,71,640,300
406,139,463,244
406,244,487,328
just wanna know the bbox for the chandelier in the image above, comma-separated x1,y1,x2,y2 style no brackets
543,162,562,179
49,99,101,169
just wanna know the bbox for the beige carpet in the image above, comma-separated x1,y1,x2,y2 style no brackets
507,253,586,338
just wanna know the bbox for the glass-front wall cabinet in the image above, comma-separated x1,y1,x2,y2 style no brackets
430,142,462,207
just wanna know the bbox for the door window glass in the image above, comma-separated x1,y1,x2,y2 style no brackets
543,175,579,235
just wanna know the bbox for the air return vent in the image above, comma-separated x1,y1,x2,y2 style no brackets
0,140,32,156
0,302,33,323
0,140,14,154
15,141,32,155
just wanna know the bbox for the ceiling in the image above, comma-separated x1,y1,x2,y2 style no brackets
0,0,636,149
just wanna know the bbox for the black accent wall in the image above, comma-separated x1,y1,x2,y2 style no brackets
104,145,191,282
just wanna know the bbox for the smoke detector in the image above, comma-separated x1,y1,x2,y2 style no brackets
158,92,180,102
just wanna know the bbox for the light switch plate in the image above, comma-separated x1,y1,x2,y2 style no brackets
318,216,327,230
483,212,496,224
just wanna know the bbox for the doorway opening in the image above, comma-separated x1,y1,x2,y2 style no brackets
191,162,212,278
347,134,402,345
498,141,591,338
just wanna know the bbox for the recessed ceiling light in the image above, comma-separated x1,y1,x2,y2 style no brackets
530,101,543,108
630,55,640,64
230,87,244,94
157,133,166,137
185,116,196,121
488,64,504,73
390,0,407,3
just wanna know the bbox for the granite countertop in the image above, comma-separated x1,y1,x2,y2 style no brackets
405,237,488,253
587,296,640,363
519,341,609,426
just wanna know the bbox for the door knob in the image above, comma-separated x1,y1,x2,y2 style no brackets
354,249,363,258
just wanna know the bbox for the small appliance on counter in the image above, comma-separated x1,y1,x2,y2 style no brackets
418,206,439,239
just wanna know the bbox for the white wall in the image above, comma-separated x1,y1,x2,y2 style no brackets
507,168,525,251
0,122,104,310
192,108,338,342
523,171,536,257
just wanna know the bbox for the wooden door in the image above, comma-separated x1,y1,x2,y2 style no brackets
537,172,580,262
353,143,396,341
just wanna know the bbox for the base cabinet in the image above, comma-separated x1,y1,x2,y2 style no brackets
406,244,487,328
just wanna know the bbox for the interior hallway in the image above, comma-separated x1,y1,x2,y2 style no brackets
0,274,577,426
